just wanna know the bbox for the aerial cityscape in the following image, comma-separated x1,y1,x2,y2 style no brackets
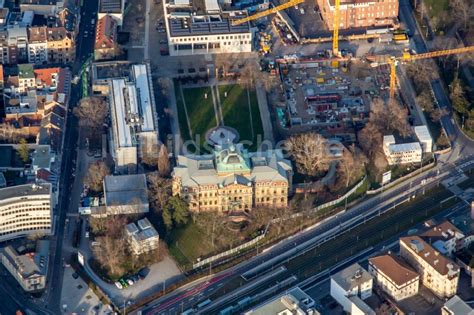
0,0,473,314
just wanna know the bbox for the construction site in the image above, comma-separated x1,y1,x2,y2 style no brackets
271,56,391,140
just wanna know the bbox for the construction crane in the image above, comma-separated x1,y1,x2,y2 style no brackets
387,46,474,99
232,0,341,56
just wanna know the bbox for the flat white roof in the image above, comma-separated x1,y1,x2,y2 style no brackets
414,125,432,142
205,0,220,12
111,79,133,148
132,64,155,132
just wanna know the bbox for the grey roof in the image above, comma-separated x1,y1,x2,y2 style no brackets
126,218,159,242
0,240,49,279
104,174,148,206
444,295,474,315
174,149,292,188
331,263,373,291
248,287,315,314
0,183,51,202
32,146,53,170
99,0,122,13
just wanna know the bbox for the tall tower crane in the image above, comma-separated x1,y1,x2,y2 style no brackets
388,46,474,99
232,0,341,56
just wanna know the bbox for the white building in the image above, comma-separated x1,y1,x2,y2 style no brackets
164,0,252,56
27,26,48,64
245,287,318,315
330,263,375,315
98,0,125,26
442,295,474,315
382,135,422,165
414,125,432,153
125,218,159,255
108,63,158,172
0,183,52,242
0,240,49,292
400,236,460,299
368,254,419,301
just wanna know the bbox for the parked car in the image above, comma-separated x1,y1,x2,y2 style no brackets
85,232,89,238
119,278,128,288
138,267,150,279
127,279,134,286
115,282,123,290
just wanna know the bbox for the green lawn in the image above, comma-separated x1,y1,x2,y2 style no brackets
174,82,191,142
167,223,213,269
218,84,263,151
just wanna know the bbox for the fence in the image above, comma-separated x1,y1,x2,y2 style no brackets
192,234,266,269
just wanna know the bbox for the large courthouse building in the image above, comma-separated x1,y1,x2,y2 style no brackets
317,0,399,30
172,144,293,212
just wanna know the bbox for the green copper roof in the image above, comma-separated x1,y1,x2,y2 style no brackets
214,144,251,174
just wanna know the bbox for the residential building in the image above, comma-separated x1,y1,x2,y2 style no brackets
421,220,467,256
245,287,318,315
330,263,375,315
0,240,50,292
0,183,52,242
383,135,422,165
108,64,158,172
442,295,474,315
98,0,125,26
0,30,8,64
57,7,77,35
125,218,159,255
414,125,432,153
103,174,149,214
172,143,293,212
317,0,399,30
400,236,460,298
18,63,35,92
7,26,29,64
46,27,74,64
368,254,419,301
163,0,252,56
94,14,118,61
27,26,48,64
19,0,63,16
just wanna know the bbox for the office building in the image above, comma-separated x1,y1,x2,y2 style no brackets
383,135,422,165
400,236,460,298
163,0,252,56
317,0,399,30
172,143,293,212
368,254,419,301
125,218,159,255
414,125,432,153
0,183,52,242
0,240,50,292
330,263,375,315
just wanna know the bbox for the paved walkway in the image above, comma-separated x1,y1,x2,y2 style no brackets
255,81,275,144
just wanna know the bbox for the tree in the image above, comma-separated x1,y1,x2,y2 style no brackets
84,160,111,192
17,138,29,163
147,172,171,212
415,91,434,113
449,0,474,31
436,131,450,148
162,206,173,230
340,145,368,188
287,132,329,177
450,75,469,115
89,217,108,235
0,123,25,143
162,196,189,230
157,145,170,177
73,97,108,130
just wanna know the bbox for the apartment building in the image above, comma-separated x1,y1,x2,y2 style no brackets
0,183,52,242
400,236,460,298
46,27,74,64
125,218,159,255
94,15,118,61
172,143,293,212
164,0,252,56
18,63,36,92
421,221,467,256
7,26,29,64
0,30,8,64
383,135,422,165
368,254,419,301
27,26,48,64
330,263,375,315
108,64,158,172
317,0,399,30
0,240,49,292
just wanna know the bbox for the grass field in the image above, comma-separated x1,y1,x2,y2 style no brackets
219,85,263,151
167,223,212,269
174,82,191,142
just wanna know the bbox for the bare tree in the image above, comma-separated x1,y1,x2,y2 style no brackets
415,91,434,113
147,172,172,212
84,160,111,192
73,97,108,130
157,144,170,177
449,0,474,31
287,132,329,177
0,123,26,143
340,145,368,188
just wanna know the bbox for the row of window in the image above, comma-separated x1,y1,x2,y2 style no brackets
0,225,50,236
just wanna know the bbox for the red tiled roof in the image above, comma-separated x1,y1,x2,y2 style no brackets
95,15,117,50
34,68,60,87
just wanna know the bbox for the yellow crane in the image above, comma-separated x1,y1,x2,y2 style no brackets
388,46,474,99
232,0,341,56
